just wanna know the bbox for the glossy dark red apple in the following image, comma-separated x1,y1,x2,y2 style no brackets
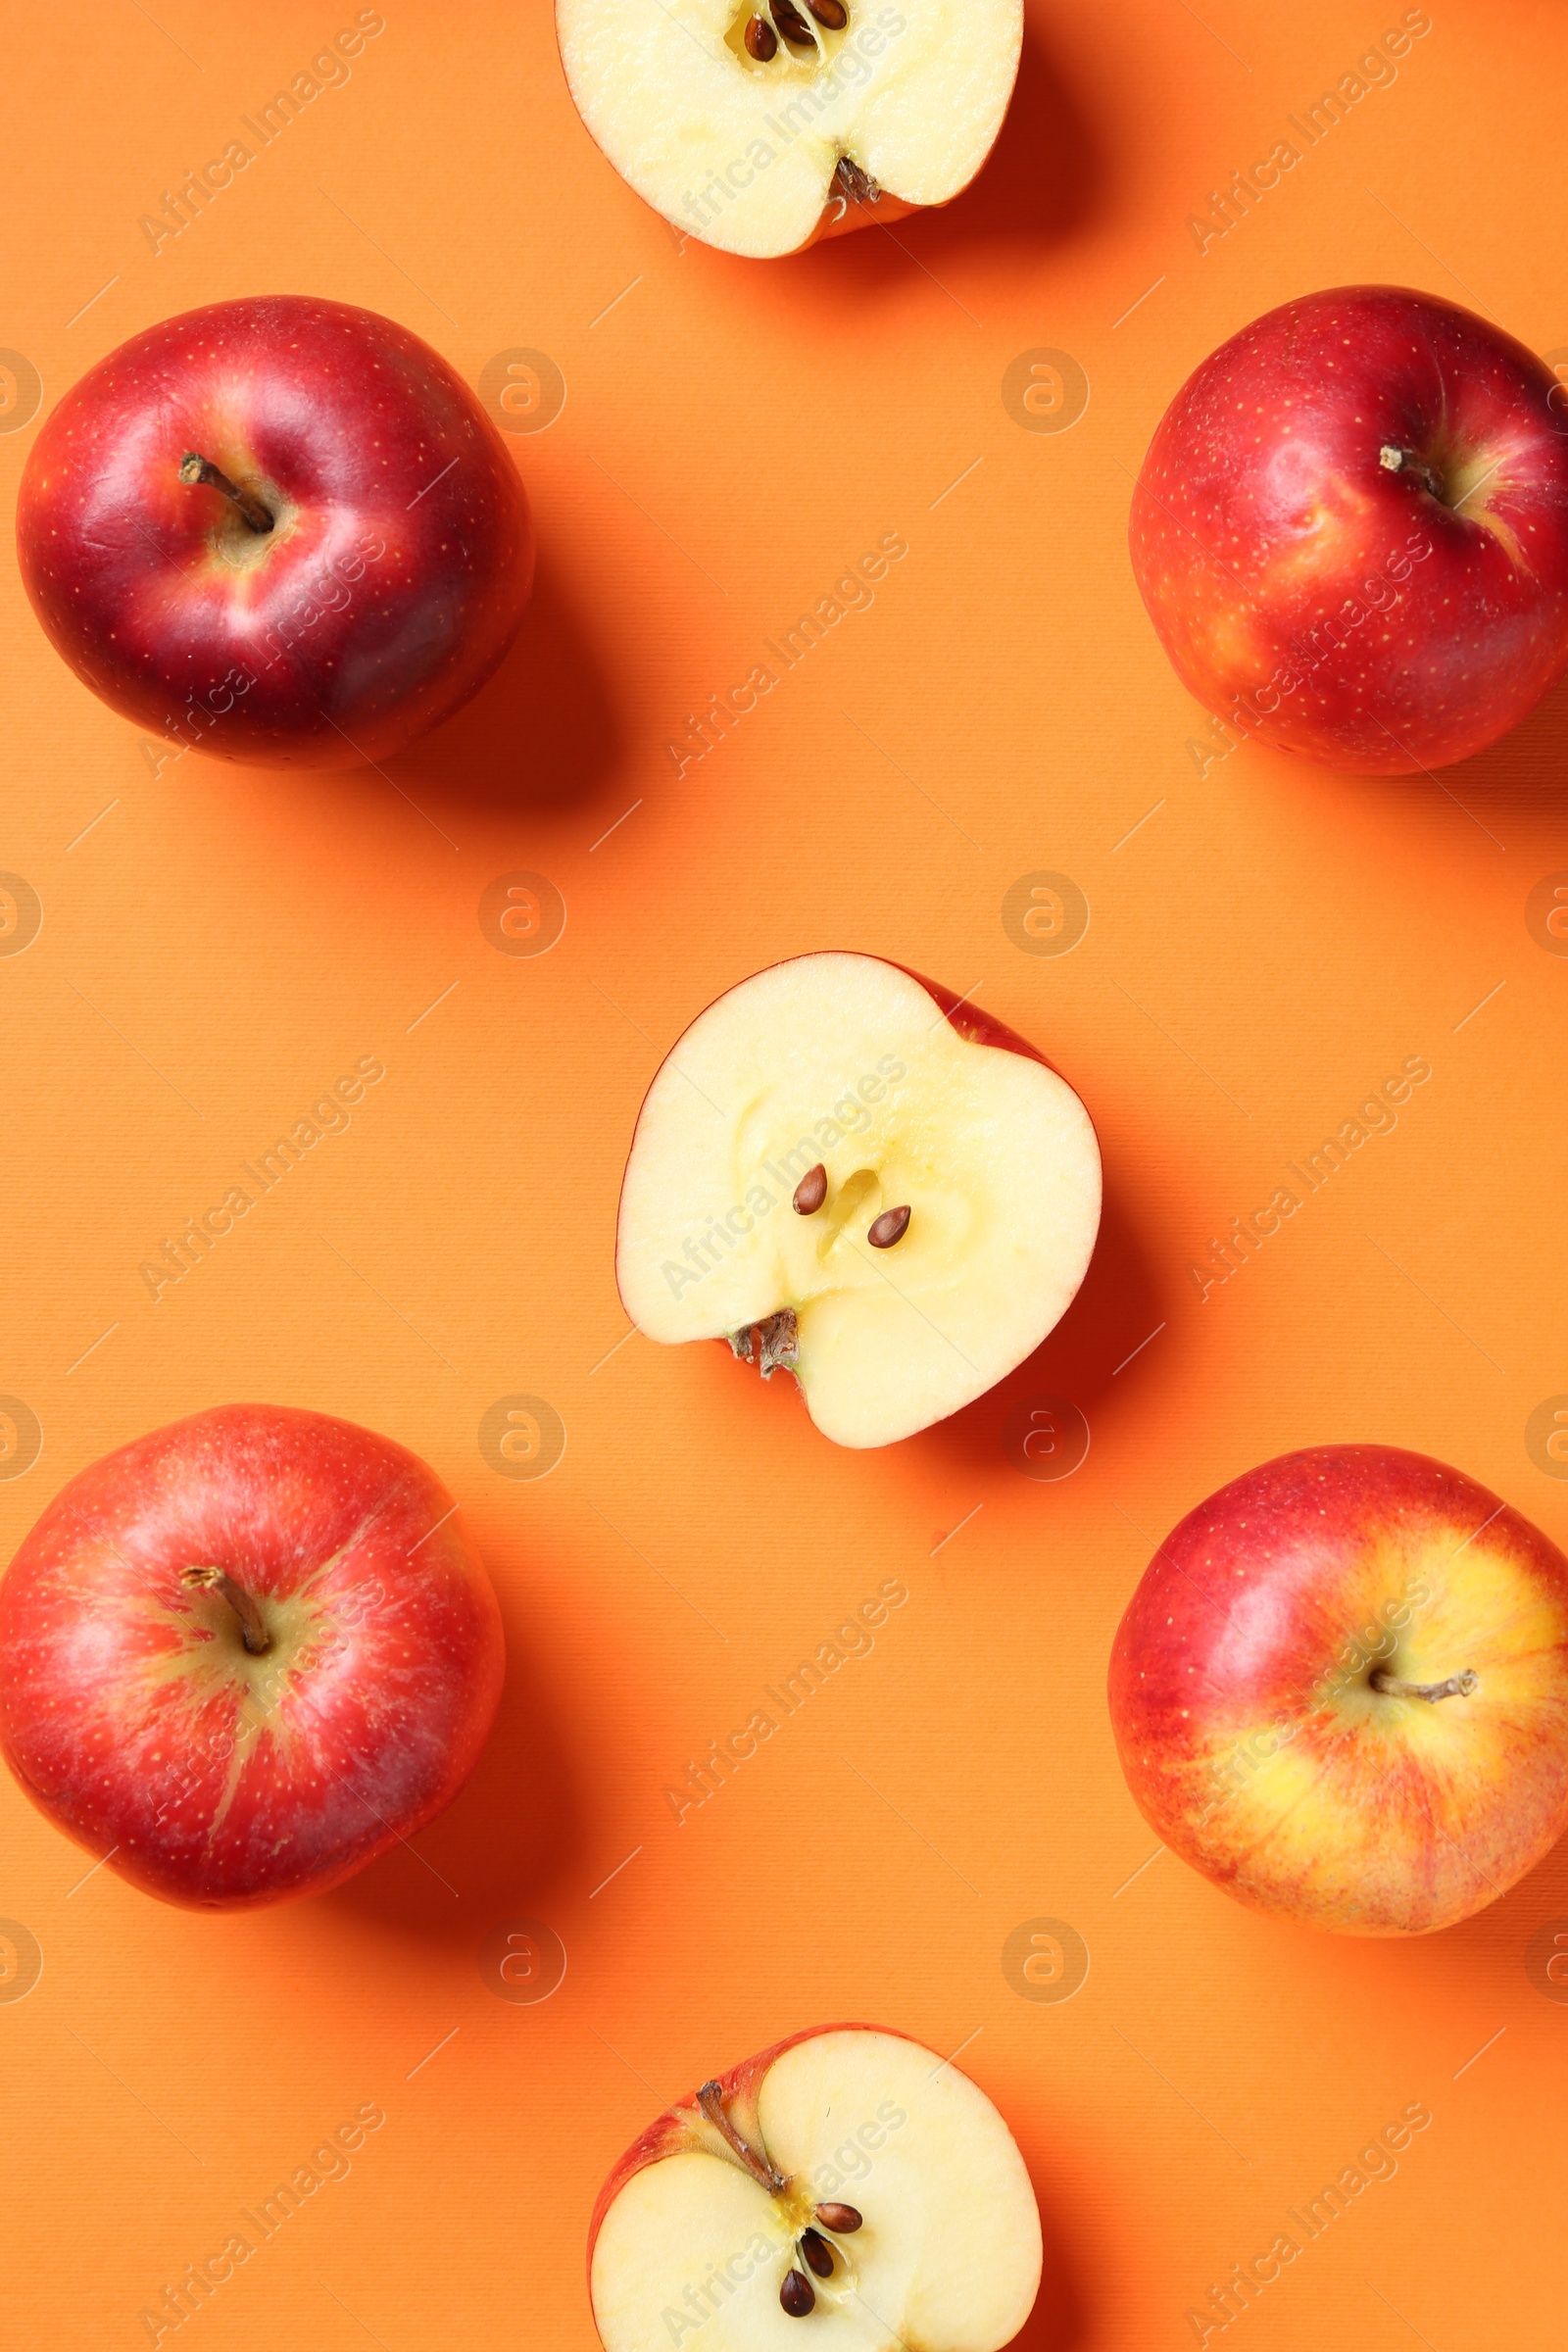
17,295,533,767
0,1403,505,1909
1130,285,1568,772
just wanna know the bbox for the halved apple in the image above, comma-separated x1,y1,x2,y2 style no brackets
588,2025,1043,2351
555,0,1022,260
614,953,1102,1447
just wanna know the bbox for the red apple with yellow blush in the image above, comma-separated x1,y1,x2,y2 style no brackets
1108,1446,1568,1936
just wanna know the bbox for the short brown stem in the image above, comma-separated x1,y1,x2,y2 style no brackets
179,451,273,535
1370,1665,1478,1702
182,1565,272,1655
1378,443,1447,504
696,2081,785,2192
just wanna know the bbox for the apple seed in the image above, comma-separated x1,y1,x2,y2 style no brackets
771,0,816,43
867,1204,911,1249
801,2229,834,2278
814,2202,862,2233
805,0,848,23
743,13,777,59
780,2269,816,2317
792,1163,828,1215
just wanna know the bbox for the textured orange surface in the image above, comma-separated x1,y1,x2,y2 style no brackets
1,1,1565,2345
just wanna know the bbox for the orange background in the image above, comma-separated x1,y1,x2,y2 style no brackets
2,0,1565,2344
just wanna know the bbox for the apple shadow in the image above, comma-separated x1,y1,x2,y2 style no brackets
915,1177,1170,1481
1009,2148,1093,2352
382,550,627,817
325,1559,584,1948
1434,662,1568,841
707,24,1105,315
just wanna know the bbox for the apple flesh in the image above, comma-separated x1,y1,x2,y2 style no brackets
588,2025,1042,2351
1107,1446,1568,1936
0,1403,505,1909
556,0,1021,260
1129,285,1568,772
614,952,1102,1447
17,295,534,767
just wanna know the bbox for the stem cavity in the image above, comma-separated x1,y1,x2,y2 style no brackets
181,1565,272,1655
179,451,273,535
696,2081,786,2193
1378,444,1447,504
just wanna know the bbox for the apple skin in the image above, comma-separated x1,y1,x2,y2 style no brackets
1129,285,1568,772
0,1402,505,1910
1107,1446,1568,1936
587,2023,909,2276
17,295,534,767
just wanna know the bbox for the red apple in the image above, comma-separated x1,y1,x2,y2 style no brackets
613,952,1102,1447
1130,285,1568,772
555,0,1020,260
1107,1446,1568,1936
17,295,533,767
0,1403,504,1910
588,2024,1043,2351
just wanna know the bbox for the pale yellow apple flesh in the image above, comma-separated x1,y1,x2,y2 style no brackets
556,0,1022,259
590,2029,1042,2352
614,955,1102,1447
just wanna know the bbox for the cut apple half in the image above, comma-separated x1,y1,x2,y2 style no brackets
615,953,1102,1447
556,0,1023,259
588,2025,1043,2352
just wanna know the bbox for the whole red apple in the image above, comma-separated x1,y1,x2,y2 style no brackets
587,2024,1042,2350
1108,1445,1568,1936
613,951,1102,1447
0,1403,504,1909
1130,285,1568,772
17,295,533,767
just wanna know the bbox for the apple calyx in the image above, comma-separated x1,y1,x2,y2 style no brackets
178,451,274,536
693,2080,864,2320
727,1308,799,1381
180,1563,272,1655
1369,1664,1479,1703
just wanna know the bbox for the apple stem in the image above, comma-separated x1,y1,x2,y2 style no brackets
1369,1665,1478,1703
178,452,273,535
1378,444,1447,504
181,1565,272,1655
696,2081,786,2192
